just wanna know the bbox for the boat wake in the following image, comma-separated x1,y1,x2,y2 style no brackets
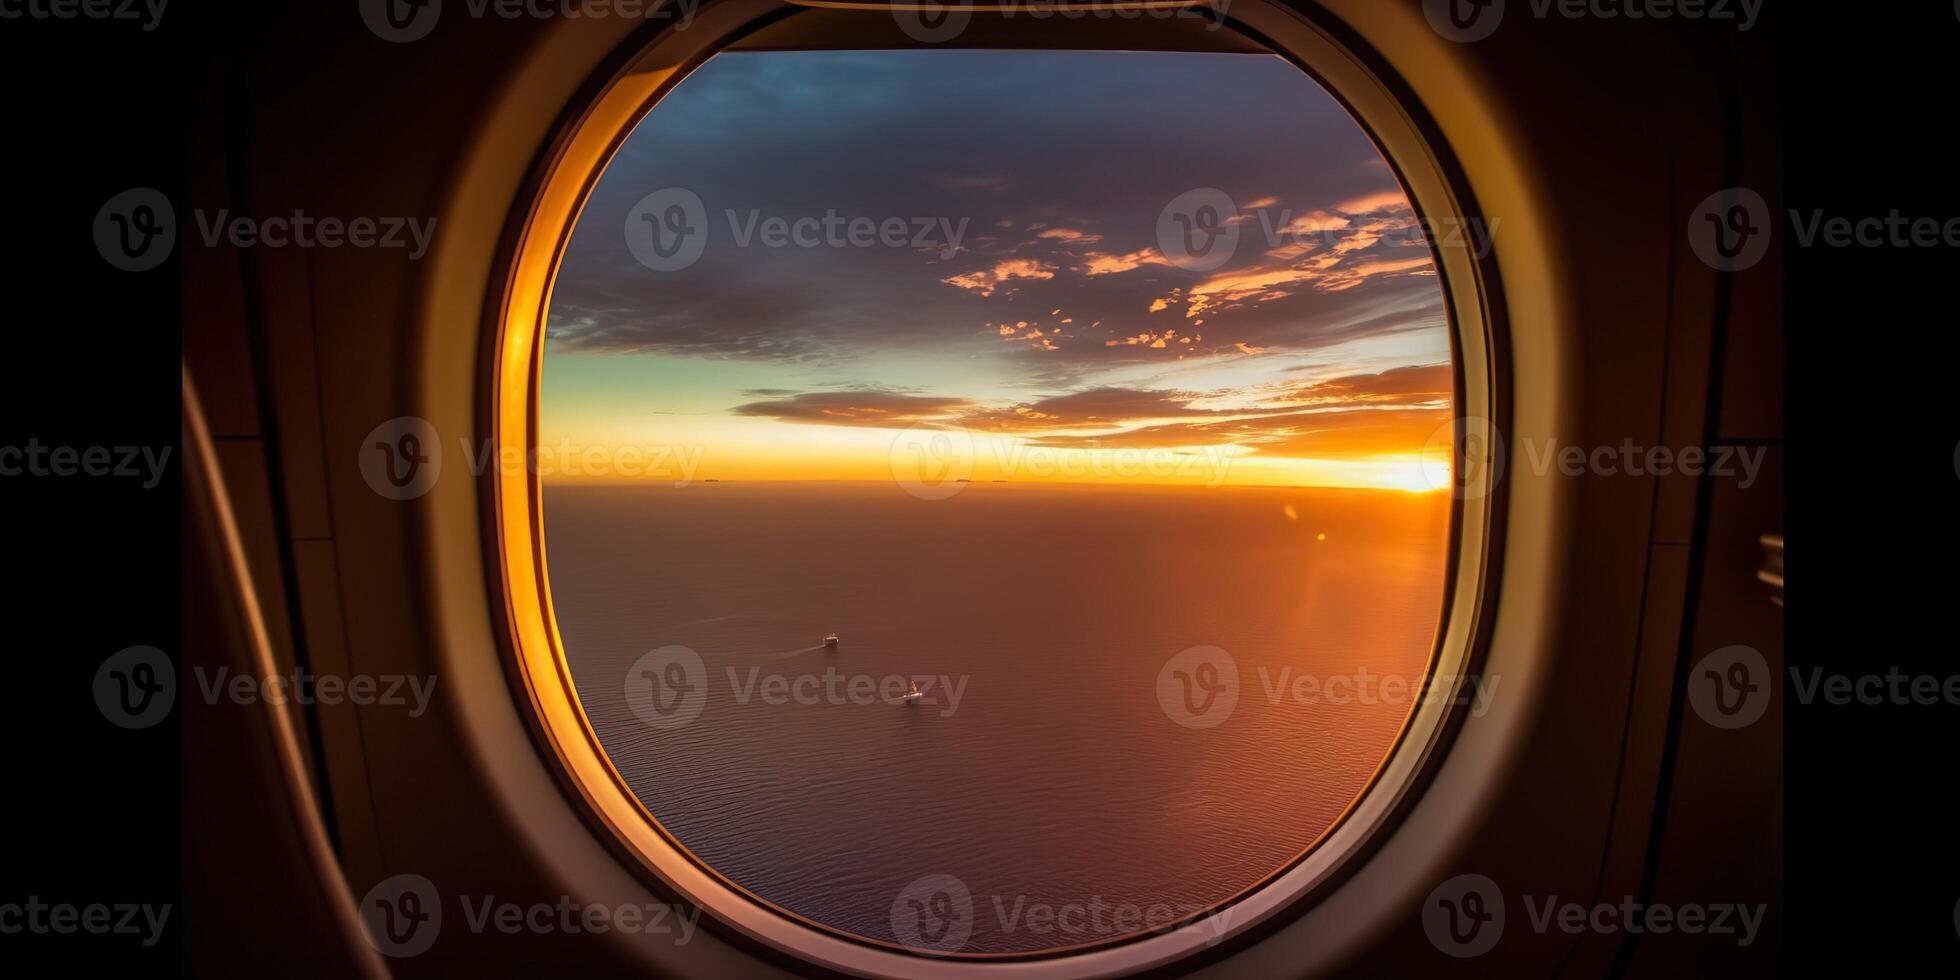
676,612,766,628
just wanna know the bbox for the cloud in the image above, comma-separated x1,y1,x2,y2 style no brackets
1104,328,1199,349
1277,364,1452,404
1279,210,1350,234
993,320,1070,351
991,363,1450,455
957,387,1241,432
719,361,1451,461
1036,227,1103,245
731,390,972,425
549,305,831,360
942,257,1058,296
1233,407,1449,457
1335,189,1412,213
737,384,1264,436
1160,197,1436,319
1078,248,1172,277
544,50,1451,388
1023,406,1448,458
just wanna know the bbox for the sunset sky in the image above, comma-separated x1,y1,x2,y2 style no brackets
541,49,1453,491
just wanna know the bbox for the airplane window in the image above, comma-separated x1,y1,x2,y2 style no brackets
531,43,1458,957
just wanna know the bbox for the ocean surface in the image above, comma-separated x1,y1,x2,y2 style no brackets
544,481,1449,953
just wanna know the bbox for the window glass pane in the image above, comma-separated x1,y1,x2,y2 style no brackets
540,47,1453,955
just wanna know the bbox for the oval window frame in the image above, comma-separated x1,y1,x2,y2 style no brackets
488,2,1504,974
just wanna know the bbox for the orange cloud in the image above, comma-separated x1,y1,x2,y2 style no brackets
1104,328,1198,349
1280,210,1350,234
992,319,1072,351
942,257,1057,296
1078,248,1171,277
1037,227,1103,245
1271,364,1452,406
725,365,1452,465
1177,203,1434,317
1335,189,1412,213
1023,406,1448,459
